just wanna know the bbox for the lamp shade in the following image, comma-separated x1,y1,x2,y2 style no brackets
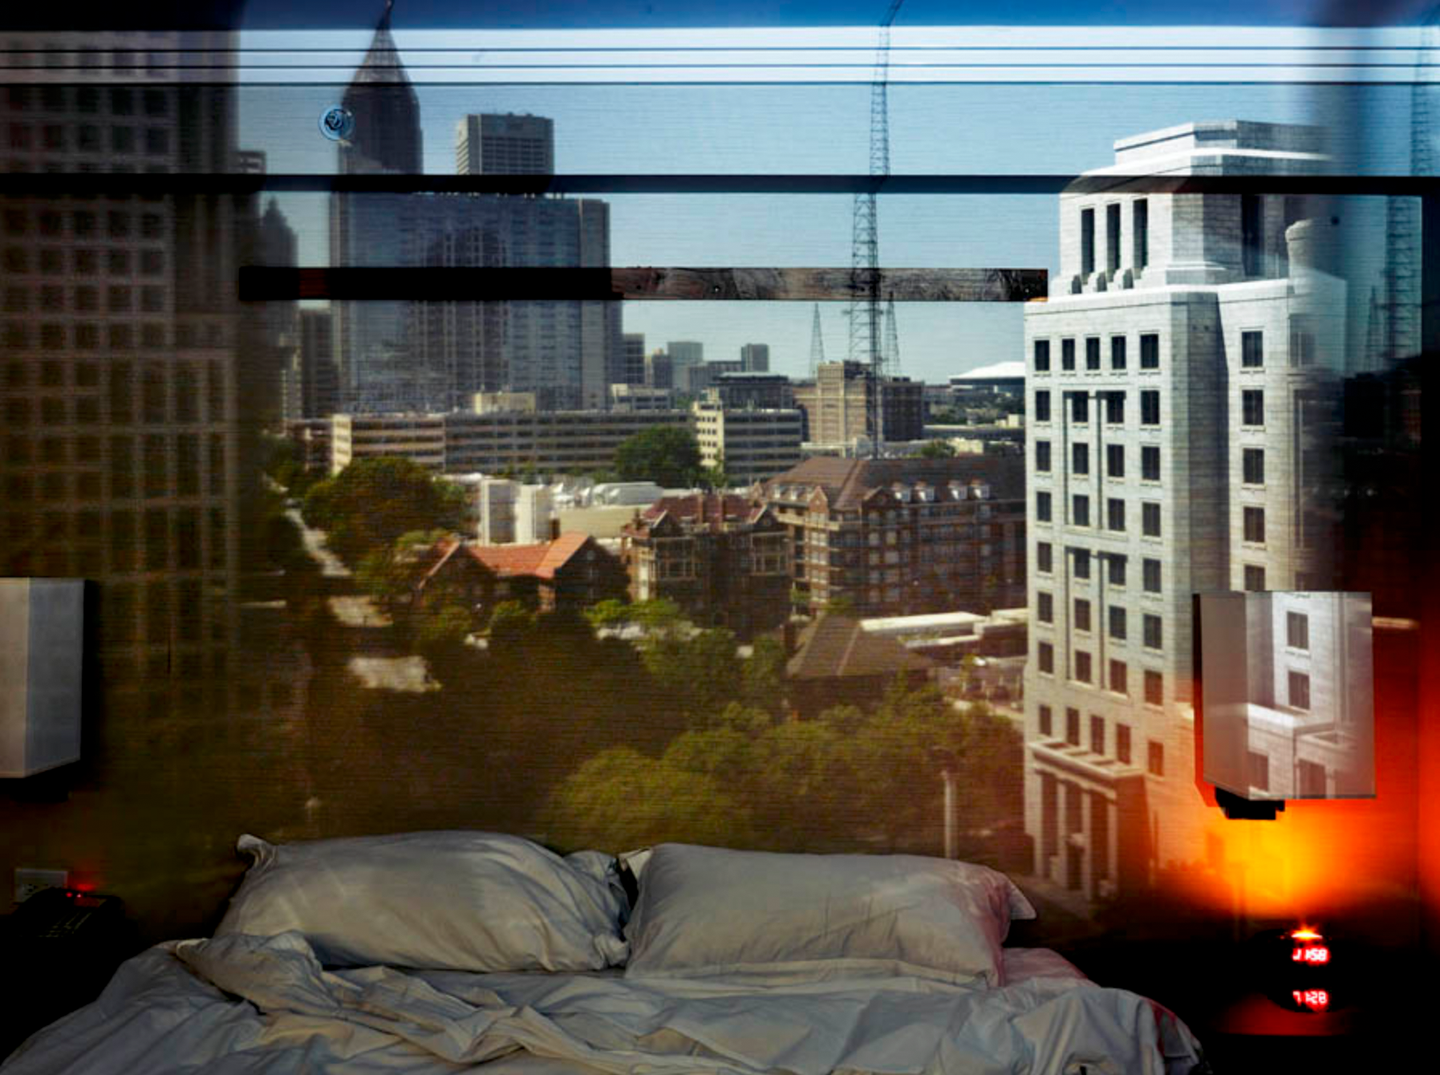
0,579,84,778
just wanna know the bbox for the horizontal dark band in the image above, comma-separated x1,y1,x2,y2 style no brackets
3,173,1438,196
238,266,1048,302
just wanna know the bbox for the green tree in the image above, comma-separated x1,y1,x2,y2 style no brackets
742,635,788,713
487,600,538,657
583,598,633,629
614,426,702,488
914,438,956,459
700,453,730,490
640,627,744,726
300,457,465,564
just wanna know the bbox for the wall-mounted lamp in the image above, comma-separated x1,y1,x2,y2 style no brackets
0,579,85,779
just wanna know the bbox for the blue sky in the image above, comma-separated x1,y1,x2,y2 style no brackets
236,17,1420,382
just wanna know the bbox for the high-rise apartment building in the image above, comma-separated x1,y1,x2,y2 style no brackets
455,113,554,176
1021,121,1344,904
0,31,258,715
739,343,770,372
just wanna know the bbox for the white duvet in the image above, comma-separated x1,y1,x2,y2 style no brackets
1,933,1204,1075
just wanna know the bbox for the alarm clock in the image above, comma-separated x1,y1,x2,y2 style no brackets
1251,927,1347,1012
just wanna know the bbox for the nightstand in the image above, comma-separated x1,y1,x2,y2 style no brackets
0,890,140,1060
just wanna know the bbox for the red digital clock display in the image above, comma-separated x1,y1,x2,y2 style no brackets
1292,989,1331,1012
1291,945,1330,964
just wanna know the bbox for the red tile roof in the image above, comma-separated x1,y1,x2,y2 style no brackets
423,533,591,582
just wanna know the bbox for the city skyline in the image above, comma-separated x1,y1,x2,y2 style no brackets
235,25,1417,387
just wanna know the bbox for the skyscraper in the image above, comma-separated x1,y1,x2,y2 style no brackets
1022,121,1343,904
455,113,554,176
0,31,258,717
740,343,770,372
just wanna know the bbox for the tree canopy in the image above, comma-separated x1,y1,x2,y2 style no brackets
914,439,957,458
614,426,702,488
301,457,466,564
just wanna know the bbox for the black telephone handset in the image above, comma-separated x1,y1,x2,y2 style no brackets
12,888,126,943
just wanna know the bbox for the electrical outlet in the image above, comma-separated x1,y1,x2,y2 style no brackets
15,868,68,904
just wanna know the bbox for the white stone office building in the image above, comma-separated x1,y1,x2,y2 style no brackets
1022,121,1345,902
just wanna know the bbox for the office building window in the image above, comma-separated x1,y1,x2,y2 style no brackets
1140,390,1160,426
1081,207,1095,275
1109,659,1128,695
1111,335,1127,370
1140,331,1159,369
1036,440,1051,472
1037,491,1052,523
1061,338,1075,371
1037,541,1053,573
1241,329,1264,368
1134,199,1148,268
1109,605,1127,640
1072,494,1090,527
1071,393,1089,423
1143,613,1163,650
1039,641,1054,674
1107,497,1125,532
1107,443,1125,478
1117,724,1133,764
1038,591,1054,623
1104,391,1124,424
1073,548,1091,579
1075,651,1093,684
1300,760,1327,796
1035,390,1051,422
1290,314,1316,367
1144,670,1163,705
1066,707,1081,746
1289,670,1311,710
1142,502,1161,537
1248,751,1269,792
1242,389,1264,426
1034,339,1050,372
1072,442,1089,474
1243,447,1265,485
1243,506,1265,544
1141,444,1160,481
1039,704,1053,737
1244,564,1266,591
1148,740,1165,777
1074,598,1092,632
1107,203,1121,273
1143,558,1162,593
1109,555,1126,588
1091,714,1106,755
1086,337,1101,370
1287,611,1309,650
1242,193,1263,276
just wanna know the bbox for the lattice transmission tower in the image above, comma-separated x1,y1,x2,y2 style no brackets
847,0,904,457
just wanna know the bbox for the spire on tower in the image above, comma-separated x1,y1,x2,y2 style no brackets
808,303,826,375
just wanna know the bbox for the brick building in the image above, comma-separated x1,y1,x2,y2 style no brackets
416,532,626,618
619,493,791,639
761,455,1026,618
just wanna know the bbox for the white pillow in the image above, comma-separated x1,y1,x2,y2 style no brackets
215,831,629,971
623,844,1035,987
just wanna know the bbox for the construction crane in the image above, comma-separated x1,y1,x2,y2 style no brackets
848,0,904,457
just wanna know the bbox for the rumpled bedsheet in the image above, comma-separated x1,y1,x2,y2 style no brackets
1,933,1204,1075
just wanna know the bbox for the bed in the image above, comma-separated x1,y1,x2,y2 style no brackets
0,834,1206,1075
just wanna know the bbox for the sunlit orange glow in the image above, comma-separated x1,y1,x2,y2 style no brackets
1290,929,1323,941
